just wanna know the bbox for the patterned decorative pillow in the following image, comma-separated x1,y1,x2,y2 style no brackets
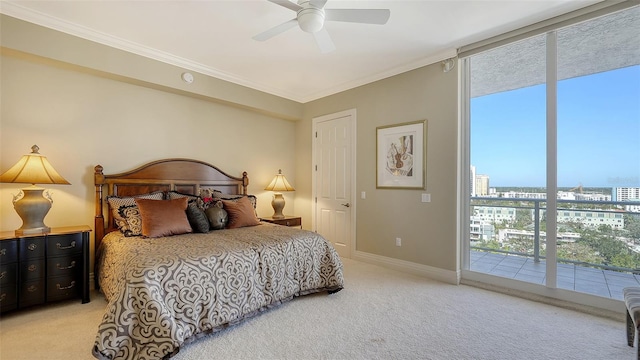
107,192,164,236
168,190,221,211
186,202,210,233
212,191,258,210
166,191,199,202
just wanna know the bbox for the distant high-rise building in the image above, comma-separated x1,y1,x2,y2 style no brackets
475,174,490,196
614,187,640,202
471,165,477,196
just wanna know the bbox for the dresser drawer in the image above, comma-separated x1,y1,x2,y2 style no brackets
47,233,83,256
0,283,18,312
0,239,18,263
47,255,82,278
20,237,45,260
0,226,90,312
20,259,45,281
20,280,45,307
47,275,79,301
0,262,17,286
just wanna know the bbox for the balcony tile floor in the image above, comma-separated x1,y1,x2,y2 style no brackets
470,250,640,300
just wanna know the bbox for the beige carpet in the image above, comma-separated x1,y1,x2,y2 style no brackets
0,259,634,360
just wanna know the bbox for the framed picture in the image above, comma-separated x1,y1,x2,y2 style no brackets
376,120,427,189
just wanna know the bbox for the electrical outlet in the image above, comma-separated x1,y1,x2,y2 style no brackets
395,237,401,246
361,191,366,199
421,193,431,202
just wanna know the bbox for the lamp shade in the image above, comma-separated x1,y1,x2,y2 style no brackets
264,169,294,219
0,145,70,185
264,169,295,192
0,145,70,235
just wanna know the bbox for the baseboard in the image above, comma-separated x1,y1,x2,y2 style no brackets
352,250,460,285
461,271,626,321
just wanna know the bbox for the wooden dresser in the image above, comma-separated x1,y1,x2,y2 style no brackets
0,225,91,314
260,215,302,228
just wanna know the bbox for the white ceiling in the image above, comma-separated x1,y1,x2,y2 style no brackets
0,0,601,103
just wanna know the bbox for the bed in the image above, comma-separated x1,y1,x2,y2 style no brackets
91,159,344,360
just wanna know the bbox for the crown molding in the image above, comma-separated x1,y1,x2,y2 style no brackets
1,1,457,104
299,48,458,103
0,2,302,100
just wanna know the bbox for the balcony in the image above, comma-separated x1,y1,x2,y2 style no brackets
469,197,640,301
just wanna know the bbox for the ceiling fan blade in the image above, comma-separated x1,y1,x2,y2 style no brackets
268,0,302,12
253,19,298,41
325,9,391,24
313,28,336,53
310,0,328,9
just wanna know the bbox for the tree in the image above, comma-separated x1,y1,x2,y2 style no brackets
556,242,605,264
625,214,640,243
577,225,640,269
514,208,533,228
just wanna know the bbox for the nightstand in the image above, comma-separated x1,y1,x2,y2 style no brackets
260,216,302,228
0,225,91,314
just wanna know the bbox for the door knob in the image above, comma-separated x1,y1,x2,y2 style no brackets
341,203,350,207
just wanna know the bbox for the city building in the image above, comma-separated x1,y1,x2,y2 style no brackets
470,217,494,241
614,187,640,202
473,206,516,223
475,174,490,196
470,165,476,197
497,229,580,244
542,209,625,229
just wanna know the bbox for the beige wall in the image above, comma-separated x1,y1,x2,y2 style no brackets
1,15,459,274
297,65,458,271
0,53,300,267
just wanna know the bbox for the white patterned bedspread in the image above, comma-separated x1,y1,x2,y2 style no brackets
92,223,344,360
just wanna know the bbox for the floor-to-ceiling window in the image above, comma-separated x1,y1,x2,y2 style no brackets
461,4,640,307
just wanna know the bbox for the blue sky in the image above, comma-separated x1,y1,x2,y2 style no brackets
471,65,640,188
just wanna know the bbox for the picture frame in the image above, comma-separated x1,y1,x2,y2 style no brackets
376,120,427,189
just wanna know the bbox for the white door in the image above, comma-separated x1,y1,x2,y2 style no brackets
313,109,356,258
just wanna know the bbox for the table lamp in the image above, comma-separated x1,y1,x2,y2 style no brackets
0,145,70,235
264,169,295,219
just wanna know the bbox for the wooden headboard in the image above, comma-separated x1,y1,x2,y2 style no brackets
94,158,248,252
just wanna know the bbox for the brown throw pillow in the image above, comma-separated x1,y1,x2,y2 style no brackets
134,197,192,238
222,196,260,229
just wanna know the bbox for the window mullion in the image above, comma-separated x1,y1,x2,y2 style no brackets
545,31,558,288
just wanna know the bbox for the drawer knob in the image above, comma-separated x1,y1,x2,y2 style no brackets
57,281,75,290
0,271,6,279
0,249,6,256
0,293,5,302
56,241,76,250
28,264,37,272
27,285,38,292
56,261,76,270
28,244,37,251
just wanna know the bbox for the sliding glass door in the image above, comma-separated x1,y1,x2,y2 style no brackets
555,9,640,297
463,6,640,302
468,34,549,284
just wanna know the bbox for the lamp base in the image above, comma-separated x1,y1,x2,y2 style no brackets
13,186,53,235
271,193,286,219
15,227,51,236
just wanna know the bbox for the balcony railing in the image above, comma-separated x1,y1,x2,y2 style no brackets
470,196,640,273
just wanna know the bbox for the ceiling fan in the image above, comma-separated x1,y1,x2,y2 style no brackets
253,0,391,53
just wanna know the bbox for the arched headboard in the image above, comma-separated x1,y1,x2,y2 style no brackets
94,158,248,252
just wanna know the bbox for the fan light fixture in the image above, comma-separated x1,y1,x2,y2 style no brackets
253,0,390,53
298,7,325,33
